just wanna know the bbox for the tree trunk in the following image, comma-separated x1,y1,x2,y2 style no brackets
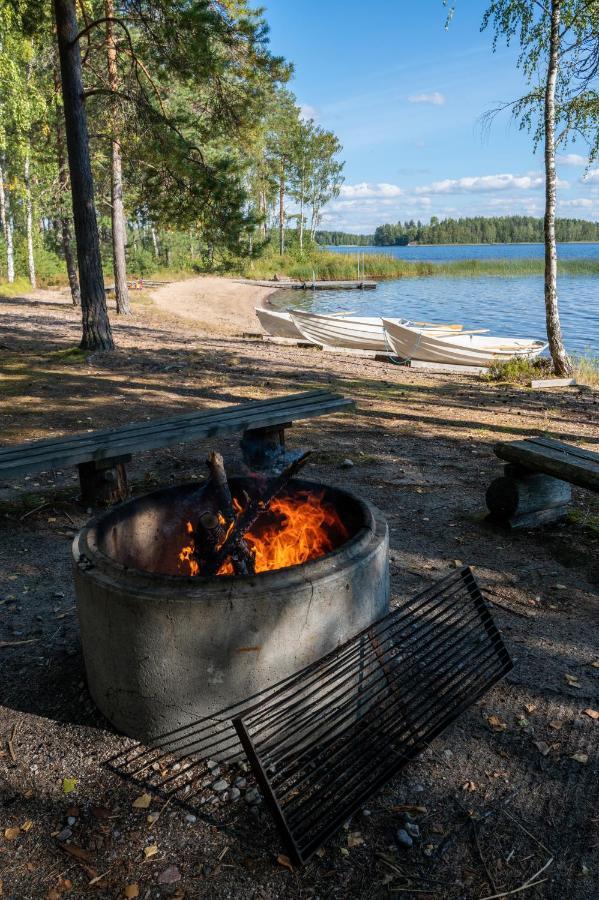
279,166,285,255
544,0,571,376
150,225,159,258
0,162,15,283
105,0,131,315
53,56,80,305
299,165,305,252
24,151,37,289
54,0,114,351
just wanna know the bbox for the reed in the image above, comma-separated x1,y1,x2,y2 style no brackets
239,249,599,281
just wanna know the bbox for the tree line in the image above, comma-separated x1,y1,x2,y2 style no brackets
0,0,344,349
373,216,599,246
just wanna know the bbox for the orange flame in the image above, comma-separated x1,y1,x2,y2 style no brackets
178,491,348,577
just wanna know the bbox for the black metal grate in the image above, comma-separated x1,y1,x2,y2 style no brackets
233,566,512,865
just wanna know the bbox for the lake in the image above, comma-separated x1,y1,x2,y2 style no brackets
272,243,599,355
327,241,599,263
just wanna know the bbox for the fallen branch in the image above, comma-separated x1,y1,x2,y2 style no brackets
204,452,254,575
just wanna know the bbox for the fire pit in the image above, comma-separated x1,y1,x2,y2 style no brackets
73,474,389,754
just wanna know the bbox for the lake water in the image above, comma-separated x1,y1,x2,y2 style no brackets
272,243,599,355
328,242,599,262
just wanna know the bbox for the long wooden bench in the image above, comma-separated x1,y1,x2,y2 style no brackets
0,390,354,506
486,435,599,528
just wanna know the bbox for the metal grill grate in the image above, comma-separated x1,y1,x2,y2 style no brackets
233,566,512,865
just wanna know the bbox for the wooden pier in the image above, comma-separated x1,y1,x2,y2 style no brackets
237,279,377,291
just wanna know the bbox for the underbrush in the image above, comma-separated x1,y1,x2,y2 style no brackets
487,351,598,386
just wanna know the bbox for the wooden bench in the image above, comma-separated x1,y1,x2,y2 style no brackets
0,390,354,506
486,435,599,529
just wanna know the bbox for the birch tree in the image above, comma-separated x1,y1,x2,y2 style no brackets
481,0,599,375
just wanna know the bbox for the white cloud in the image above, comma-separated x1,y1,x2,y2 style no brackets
582,168,599,183
557,153,588,166
339,182,402,199
299,103,317,122
559,198,596,209
408,91,445,106
415,173,546,195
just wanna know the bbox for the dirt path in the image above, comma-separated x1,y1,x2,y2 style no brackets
150,276,277,336
0,283,598,899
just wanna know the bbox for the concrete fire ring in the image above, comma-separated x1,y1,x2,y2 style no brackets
72,479,389,753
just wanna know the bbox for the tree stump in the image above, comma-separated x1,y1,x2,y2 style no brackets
486,463,571,529
240,424,289,470
78,455,131,507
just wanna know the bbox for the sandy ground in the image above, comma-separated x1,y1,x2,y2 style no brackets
0,280,598,900
150,276,276,336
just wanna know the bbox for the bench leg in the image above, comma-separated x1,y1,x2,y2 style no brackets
240,424,291,471
78,455,131,507
486,463,572,529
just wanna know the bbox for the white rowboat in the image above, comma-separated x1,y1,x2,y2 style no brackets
383,319,547,367
255,307,305,339
289,310,466,352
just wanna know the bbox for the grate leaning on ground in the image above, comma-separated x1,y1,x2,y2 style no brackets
233,566,513,865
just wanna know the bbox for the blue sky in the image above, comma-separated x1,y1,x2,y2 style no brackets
263,0,598,232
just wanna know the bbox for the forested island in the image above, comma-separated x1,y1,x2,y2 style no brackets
372,216,599,246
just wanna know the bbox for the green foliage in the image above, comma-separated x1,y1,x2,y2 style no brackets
316,231,375,246
374,216,599,246
486,356,553,382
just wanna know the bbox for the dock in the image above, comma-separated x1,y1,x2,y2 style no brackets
236,279,377,291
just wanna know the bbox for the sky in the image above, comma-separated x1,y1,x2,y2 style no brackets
262,0,598,233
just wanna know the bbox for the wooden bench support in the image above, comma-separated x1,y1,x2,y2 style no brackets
78,455,131,507
240,424,291,470
486,463,572,529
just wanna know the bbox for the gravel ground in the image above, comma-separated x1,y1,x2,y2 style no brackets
0,284,598,899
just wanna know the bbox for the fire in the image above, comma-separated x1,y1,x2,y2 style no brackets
178,490,349,577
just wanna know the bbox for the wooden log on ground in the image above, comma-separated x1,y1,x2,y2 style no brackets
486,464,572,529
78,454,130,506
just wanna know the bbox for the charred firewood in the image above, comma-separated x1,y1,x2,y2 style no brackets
204,451,312,576
203,451,255,576
193,512,226,575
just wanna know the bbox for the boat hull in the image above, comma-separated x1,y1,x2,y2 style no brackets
290,312,389,350
255,307,304,339
383,320,547,367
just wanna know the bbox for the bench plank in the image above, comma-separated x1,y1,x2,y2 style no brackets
0,391,333,461
494,439,599,492
0,392,354,480
525,436,599,466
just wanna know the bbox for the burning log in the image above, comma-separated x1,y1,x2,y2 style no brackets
201,452,255,576
203,451,312,576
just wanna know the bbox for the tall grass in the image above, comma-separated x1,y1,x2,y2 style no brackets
238,249,599,281
487,352,599,386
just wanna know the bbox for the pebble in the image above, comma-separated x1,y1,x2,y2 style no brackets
405,822,420,839
233,777,247,789
341,459,354,469
229,787,241,801
207,760,219,770
212,779,229,793
442,749,453,760
67,816,77,826
185,814,197,823
57,828,72,842
413,783,425,793
396,828,413,848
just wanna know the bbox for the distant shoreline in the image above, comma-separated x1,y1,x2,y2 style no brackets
326,240,599,248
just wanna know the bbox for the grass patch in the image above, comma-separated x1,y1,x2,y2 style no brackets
566,507,599,535
49,346,87,364
235,249,599,282
572,353,599,387
486,357,553,384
